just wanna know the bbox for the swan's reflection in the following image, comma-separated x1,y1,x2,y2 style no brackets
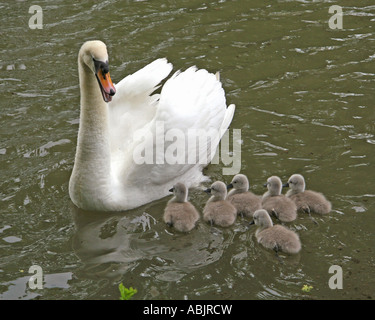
70,202,229,282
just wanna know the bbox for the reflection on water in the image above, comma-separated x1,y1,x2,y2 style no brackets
71,207,232,283
1,0,375,299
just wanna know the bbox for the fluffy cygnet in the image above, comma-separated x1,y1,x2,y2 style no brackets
226,174,262,218
163,183,200,232
203,181,237,227
262,176,297,222
250,209,301,254
284,174,331,214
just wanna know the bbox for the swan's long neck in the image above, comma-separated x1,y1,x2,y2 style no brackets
69,60,113,209
76,62,111,169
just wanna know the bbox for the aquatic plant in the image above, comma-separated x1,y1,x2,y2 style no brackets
302,284,313,293
119,283,137,300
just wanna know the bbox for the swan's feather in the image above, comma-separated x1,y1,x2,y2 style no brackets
113,58,173,98
118,63,234,194
108,58,173,174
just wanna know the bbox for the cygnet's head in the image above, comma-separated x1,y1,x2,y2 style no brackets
285,174,306,193
265,176,282,196
252,209,273,228
169,182,188,202
78,40,116,102
227,174,249,192
205,181,228,200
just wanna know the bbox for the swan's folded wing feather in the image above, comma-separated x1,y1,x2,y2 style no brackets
113,58,173,98
157,66,234,162
124,66,235,187
108,58,173,169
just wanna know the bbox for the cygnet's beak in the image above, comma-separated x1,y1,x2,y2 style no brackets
249,220,255,225
282,182,289,188
204,188,211,194
169,187,174,193
94,59,116,102
226,183,233,190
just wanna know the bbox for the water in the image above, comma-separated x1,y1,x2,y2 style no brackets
1,0,374,300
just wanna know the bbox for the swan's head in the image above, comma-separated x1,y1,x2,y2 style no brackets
284,174,306,193
227,174,249,192
169,182,188,202
205,181,227,200
79,40,116,102
250,209,273,228
264,176,282,196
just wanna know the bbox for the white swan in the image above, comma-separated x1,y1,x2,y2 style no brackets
69,40,235,211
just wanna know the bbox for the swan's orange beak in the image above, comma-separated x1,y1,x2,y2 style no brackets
96,69,116,103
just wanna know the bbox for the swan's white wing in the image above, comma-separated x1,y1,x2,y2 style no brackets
113,58,173,99
108,58,173,172
124,66,235,189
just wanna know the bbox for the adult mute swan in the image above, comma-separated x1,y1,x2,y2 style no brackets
69,40,235,211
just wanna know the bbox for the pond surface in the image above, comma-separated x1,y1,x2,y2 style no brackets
1,0,374,300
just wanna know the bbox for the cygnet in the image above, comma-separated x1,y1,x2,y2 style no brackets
284,174,331,214
226,174,262,218
250,209,301,254
203,181,237,227
262,176,297,222
163,183,200,232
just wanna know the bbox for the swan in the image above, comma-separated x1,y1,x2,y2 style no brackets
284,174,331,214
261,176,297,222
69,40,235,211
163,183,200,232
250,209,301,254
226,174,262,218
203,181,237,227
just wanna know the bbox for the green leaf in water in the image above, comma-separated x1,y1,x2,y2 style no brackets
119,283,138,300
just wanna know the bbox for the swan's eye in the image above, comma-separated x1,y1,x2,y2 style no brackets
93,58,109,75
102,65,109,74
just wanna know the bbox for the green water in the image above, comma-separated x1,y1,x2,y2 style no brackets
1,0,374,300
